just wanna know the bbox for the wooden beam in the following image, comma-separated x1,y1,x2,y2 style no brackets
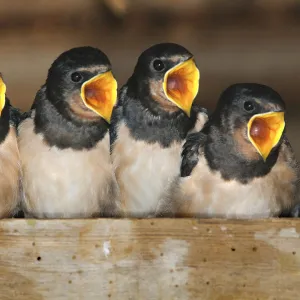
0,1,96,17
0,219,300,299
0,0,299,23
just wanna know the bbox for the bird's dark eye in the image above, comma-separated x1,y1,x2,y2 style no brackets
153,59,165,72
244,101,255,112
71,72,83,83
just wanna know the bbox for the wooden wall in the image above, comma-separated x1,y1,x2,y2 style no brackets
0,0,299,155
1,218,300,299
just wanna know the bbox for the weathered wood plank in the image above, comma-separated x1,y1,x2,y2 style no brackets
0,219,300,299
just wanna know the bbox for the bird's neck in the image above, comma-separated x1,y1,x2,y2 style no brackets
0,100,10,144
204,125,280,184
33,89,108,150
121,87,197,148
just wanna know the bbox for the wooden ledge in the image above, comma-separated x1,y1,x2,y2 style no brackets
0,218,300,299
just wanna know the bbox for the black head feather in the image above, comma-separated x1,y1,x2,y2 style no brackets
180,83,286,183
45,46,111,120
131,43,192,80
112,43,204,148
31,46,113,150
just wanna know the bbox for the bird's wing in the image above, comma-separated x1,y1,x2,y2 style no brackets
109,85,127,149
278,137,300,217
192,102,210,116
180,129,207,177
7,100,23,128
189,103,210,133
17,85,47,128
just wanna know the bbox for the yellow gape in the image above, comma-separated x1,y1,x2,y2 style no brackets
0,77,6,116
163,58,200,117
247,111,285,161
80,71,118,123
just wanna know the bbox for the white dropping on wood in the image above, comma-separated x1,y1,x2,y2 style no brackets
103,241,111,258
278,228,300,238
220,226,227,231
149,239,190,299
255,228,300,254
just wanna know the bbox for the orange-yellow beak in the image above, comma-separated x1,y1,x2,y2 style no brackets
0,76,6,116
163,58,200,117
247,111,285,161
80,71,117,123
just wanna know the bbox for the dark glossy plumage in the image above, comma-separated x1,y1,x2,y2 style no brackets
181,130,207,177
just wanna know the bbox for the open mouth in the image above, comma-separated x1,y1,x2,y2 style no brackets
163,58,200,116
0,76,6,116
247,111,285,160
80,71,117,123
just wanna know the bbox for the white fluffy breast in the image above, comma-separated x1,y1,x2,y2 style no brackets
177,153,296,219
18,117,118,218
112,123,182,217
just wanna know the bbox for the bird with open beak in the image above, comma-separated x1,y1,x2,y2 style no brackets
18,47,121,218
169,83,299,219
0,74,22,218
110,43,208,217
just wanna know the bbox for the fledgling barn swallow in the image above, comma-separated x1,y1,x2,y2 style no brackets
170,83,299,219
0,74,22,218
110,43,208,217
18,47,121,218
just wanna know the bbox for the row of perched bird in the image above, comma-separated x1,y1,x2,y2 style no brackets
0,43,299,220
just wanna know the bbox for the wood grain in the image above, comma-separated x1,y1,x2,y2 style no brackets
0,219,300,299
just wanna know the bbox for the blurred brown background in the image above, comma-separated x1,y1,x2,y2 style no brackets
0,0,299,157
